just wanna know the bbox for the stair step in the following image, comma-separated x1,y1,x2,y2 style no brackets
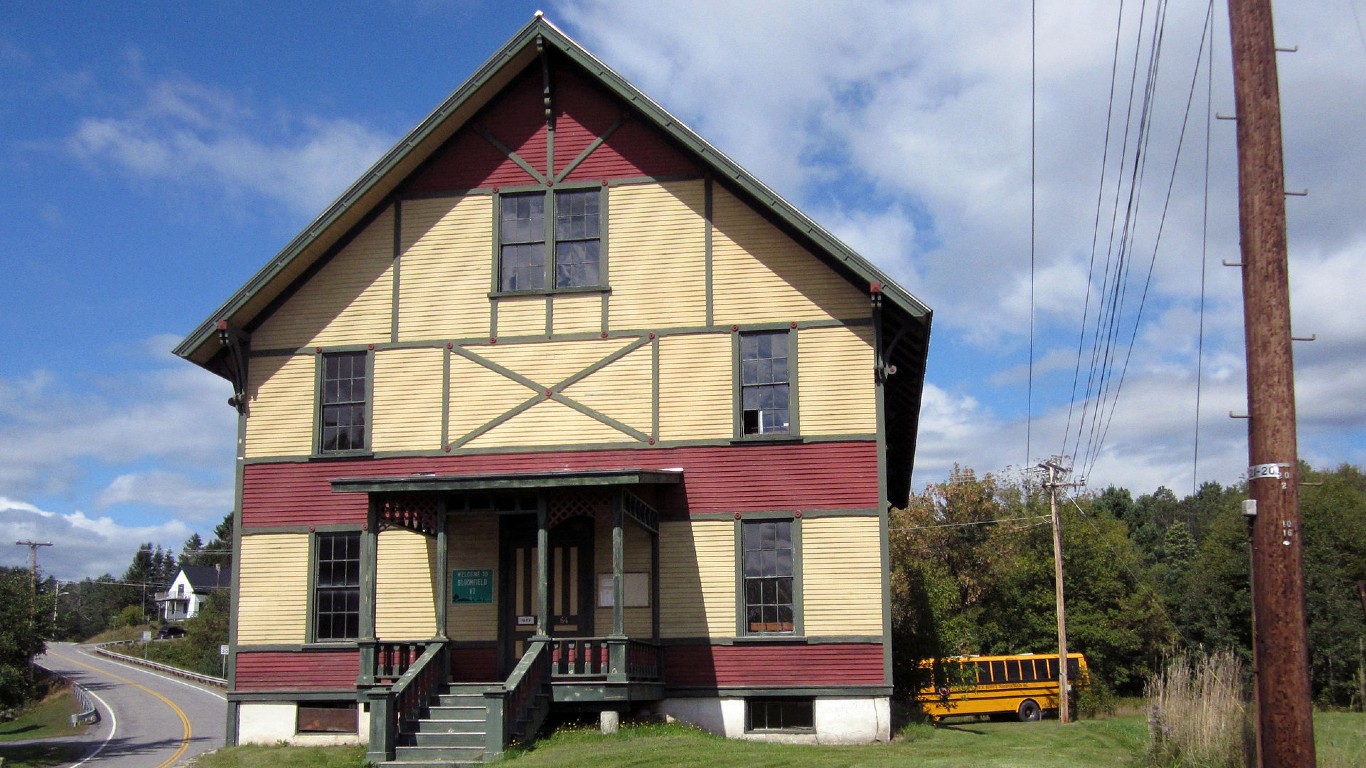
411,731,485,747
393,744,485,763
414,717,486,734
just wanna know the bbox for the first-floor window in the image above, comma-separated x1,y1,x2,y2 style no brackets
314,532,360,641
742,519,794,634
746,698,813,732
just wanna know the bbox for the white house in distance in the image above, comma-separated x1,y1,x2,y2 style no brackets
156,565,233,622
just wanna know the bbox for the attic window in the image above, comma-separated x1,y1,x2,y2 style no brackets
498,188,602,292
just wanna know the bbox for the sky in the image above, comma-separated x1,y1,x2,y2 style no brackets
1,1,1363,581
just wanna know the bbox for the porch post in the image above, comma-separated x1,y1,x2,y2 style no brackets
535,504,549,638
608,491,627,682
358,497,379,686
435,497,449,640
651,516,661,641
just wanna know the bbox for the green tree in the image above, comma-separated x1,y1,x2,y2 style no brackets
0,567,48,716
1300,463,1366,706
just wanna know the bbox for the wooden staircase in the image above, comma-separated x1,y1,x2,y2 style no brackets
380,683,494,768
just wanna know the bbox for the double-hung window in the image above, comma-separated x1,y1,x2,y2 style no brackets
742,519,795,634
314,532,361,642
498,188,601,292
740,331,791,435
319,351,367,453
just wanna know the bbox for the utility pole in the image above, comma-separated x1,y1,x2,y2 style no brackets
15,541,52,595
1040,460,1083,724
1227,1,1315,765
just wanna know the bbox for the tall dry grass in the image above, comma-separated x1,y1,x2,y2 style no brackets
1146,650,1249,768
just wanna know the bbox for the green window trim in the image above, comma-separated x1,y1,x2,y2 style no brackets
309,530,362,643
732,327,799,440
314,349,373,456
735,515,803,637
494,184,607,295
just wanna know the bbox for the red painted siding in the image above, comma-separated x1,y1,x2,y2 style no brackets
241,442,878,529
449,647,499,682
663,643,885,688
235,649,359,691
399,58,697,197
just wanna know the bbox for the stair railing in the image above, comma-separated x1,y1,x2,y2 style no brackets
484,639,551,759
363,640,447,765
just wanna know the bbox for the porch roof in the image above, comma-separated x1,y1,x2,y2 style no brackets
329,468,683,494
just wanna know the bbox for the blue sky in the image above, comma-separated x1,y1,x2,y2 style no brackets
2,1,1363,580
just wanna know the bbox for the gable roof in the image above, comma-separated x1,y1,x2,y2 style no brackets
179,564,232,591
174,13,930,370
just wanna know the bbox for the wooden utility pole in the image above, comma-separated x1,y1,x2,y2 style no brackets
15,540,52,595
1227,1,1315,765
1040,460,1082,723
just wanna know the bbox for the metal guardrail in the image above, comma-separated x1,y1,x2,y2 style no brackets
93,641,228,688
69,682,100,728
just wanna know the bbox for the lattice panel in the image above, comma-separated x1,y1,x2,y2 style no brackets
547,491,610,529
378,494,440,537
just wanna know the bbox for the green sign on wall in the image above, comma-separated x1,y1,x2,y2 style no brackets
451,569,493,604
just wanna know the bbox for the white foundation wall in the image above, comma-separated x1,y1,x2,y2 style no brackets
656,696,890,744
236,701,367,746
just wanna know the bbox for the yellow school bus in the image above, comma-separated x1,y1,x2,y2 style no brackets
917,653,1089,722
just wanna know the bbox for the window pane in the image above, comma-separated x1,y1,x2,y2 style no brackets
740,331,791,435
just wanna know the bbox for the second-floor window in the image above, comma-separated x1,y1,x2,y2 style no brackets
320,352,367,453
740,331,790,435
498,188,601,292
314,531,361,642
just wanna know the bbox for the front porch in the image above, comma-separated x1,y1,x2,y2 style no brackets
333,469,678,764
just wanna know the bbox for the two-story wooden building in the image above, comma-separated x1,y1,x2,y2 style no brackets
176,15,931,764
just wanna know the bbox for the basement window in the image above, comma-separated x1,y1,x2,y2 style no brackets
297,701,357,733
746,698,813,732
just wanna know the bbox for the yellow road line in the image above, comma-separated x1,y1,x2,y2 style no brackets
47,649,192,768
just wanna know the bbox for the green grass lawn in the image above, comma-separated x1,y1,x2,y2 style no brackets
0,685,88,768
188,711,1364,768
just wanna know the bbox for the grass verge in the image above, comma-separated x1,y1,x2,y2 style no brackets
0,684,88,768
190,744,367,768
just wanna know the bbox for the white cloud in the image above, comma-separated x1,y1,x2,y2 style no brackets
96,471,230,522
0,341,235,505
0,497,193,581
66,75,394,216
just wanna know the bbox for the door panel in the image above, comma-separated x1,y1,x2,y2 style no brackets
500,514,594,674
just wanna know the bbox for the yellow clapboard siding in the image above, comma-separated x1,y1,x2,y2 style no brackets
608,181,707,329
447,353,537,444
466,399,634,449
801,516,884,636
559,344,652,437
254,207,396,349
658,333,732,441
376,528,437,640
550,293,602,335
476,337,634,388
237,533,309,645
244,354,315,458
594,520,654,637
659,519,735,638
446,514,499,641
711,188,868,324
495,296,546,336
397,195,493,341
798,325,877,435
371,347,445,452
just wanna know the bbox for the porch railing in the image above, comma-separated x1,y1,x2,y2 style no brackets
549,636,662,680
362,640,448,765
485,639,552,760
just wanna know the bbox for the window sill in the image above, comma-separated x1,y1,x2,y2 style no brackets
732,634,805,644
489,286,611,299
730,435,803,445
302,641,360,650
311,450,373,461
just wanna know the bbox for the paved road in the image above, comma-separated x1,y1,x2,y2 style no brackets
37,642,226,767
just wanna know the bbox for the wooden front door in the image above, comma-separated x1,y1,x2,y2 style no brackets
500,514,594,675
